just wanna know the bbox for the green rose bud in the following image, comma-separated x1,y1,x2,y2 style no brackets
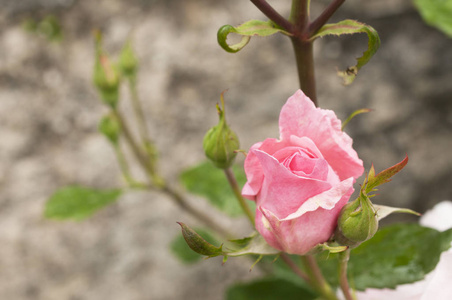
118,39,138,78
203,92,239,169
92,32,121,108
334,191,378,248
98,113,121,145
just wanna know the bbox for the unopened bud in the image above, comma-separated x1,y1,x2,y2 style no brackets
203,92,239,169
335,191,378,248
118,40,138,78
98,113,121,145
93,32,120,108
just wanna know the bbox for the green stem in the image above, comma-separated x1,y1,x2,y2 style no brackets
339,249,355,300
301,255,338,300
113,110,153,173
280,253,310,283
128,76,152,148
161,185,232,238
113,143,134,186
224,168,255,226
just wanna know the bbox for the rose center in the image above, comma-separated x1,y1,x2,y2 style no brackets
282,149,328,180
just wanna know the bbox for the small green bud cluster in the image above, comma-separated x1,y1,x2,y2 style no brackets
203,93,240,169
335,191,378,248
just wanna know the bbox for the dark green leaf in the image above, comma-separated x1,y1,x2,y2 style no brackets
226,277,316,300
320,223,452,290
311,19,380,85
179,161,254,217
44,186,122,220
170,228,218,264
413,0,452,37
218,20,291,53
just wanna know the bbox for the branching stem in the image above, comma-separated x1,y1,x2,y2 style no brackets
339,249,355,300
224,168,255,226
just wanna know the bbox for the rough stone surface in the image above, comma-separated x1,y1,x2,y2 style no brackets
0,0,451,299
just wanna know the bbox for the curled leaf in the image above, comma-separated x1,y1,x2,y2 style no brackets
218,20,291,53
311,19,380,85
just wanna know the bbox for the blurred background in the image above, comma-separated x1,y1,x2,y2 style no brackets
0,0,451,299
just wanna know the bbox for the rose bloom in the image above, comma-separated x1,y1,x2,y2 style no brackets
349,201,452,300
242,90,364,255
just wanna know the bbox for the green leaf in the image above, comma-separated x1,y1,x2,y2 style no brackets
226,277,316,300
311,19,380,85
44,186,122,220
320,223,452,290
218,20,292,53
413,0,452,37
179,161,254,217
365,155,409,194
170,227,218,264
177,223,279,261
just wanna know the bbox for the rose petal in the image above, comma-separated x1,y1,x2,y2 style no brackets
281,177,354,221
279,90,363,181
242,138,288,200
259,186,350,255
253,149,331,219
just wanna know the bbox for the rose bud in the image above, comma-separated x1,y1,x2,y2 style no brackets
118,39,138,78
242,90,364,255
334,191,378,248
203,92,239,169
92,33,121,108
98,113,121,145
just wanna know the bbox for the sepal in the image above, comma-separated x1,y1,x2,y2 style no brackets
177,223,279,263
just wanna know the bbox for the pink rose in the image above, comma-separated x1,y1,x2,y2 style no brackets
242,90,364,255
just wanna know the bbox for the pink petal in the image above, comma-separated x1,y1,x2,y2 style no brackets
279,90,363,181
259,183,351,255
253,149,331,219
242,138,288,200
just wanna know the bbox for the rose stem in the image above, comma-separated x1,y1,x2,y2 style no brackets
161,185,233,238
224,168,255,226
127,76,154,155
114,110,233,238
339,249,355,300
280,253,311,282
289,0,317,105
249,0,294,33
309,0,345,36
301,255,339,300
